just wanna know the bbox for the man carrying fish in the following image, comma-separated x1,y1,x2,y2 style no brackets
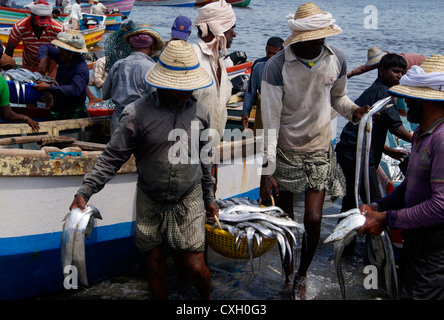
259,2,370,298
358,55,444,300
69,40,218,300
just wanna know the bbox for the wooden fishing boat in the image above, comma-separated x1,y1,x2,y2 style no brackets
134,0,195,7
0,5,125,31
195,0,251,7
0,15,105,57
0,115,263,299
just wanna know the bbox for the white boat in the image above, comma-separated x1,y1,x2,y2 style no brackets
0,116,263,299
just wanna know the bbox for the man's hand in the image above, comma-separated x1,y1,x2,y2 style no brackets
205,202,219,218
353,104,370,120
260,175,279,201
241,114,249,128
357,203,388,235
70,194,87,211
33,81,51,92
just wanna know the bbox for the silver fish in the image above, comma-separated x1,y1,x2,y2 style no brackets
323,213,365,244
334,231,357,299
219,211,304,230
222,204,284,216
323,208,361,219
355,96,392,207
380,230,399,300
61,205,102,287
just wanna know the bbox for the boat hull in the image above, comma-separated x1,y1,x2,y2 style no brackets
195,0,250,7
134,0,195,7
0,119,263,300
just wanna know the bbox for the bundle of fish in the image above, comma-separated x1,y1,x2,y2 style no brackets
2,68,58,104
322,97,399,299
61,205,102,287
208,198,305,275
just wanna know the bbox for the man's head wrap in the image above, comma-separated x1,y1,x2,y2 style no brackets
128,34,154,48
194,0,236,55
27,0,52,16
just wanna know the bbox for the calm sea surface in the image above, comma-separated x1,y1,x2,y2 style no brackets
24,0,443,302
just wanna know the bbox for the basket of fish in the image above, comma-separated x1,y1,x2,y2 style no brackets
2,68,57,104
206,198,305,262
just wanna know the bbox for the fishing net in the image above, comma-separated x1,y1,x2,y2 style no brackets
104,20,136,71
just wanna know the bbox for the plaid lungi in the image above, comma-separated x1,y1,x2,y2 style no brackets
134,184,206,252
273,142,346,201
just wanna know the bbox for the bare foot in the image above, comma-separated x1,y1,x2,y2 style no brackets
292,274,307,300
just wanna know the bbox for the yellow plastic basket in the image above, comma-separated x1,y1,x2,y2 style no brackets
205,222,277,260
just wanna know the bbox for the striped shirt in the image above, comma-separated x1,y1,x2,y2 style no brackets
9,16,64,68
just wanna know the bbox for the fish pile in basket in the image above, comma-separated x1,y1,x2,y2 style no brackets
207,197,305,274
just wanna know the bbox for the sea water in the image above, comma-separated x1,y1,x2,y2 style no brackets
23,0,444,301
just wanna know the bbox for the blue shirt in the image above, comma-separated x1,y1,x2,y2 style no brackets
335,78,403,166
242,56,267,116
38,44,89,112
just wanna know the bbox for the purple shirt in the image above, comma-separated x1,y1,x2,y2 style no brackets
377,117,444,229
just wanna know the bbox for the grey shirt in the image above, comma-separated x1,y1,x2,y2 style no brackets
102,51,156,113
77,91,216,205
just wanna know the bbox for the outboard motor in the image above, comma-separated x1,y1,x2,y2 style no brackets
227,51,247,66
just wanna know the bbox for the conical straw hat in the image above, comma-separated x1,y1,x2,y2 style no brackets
283,2,342,46
51,30,88,53
145,40,213,91
388,55,444,102
365,46,387,66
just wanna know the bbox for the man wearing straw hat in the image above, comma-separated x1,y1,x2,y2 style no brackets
33,30,90,120
358,55,444,300
70,40,218,300
259,2,370,298
347,46,426,79
102,24,163,134
193,0,237,138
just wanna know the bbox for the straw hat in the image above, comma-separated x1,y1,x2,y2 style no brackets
51,30,88,54
388,55,444,102
123,24,163,51
145,40,212,91
283,2,342,46
365,46,388,66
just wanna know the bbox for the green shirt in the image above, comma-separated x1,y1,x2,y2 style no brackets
0,75,10,107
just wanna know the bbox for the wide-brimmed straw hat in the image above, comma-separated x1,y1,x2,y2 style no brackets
283,2,342,46
145,40,212,91
123,24,163,51
388,55,444,102
51,30,88,53
365,46,388,66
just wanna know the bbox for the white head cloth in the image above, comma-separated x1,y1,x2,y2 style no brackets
27,1,52,16
194,0,236,55
286,12,342,33
400,65,444,91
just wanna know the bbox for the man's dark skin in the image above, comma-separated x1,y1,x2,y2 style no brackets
5,14,45,57
260,37,370,298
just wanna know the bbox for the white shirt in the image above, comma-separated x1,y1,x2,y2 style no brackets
70,2,82,21
90,3,107,14
192,38,232,138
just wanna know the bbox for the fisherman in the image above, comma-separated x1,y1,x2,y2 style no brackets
335,54,413,216
358,55,444,300
102,23,163,134
33,30,90,120
90,0,108,15
241,36,284,132
69,40,218,300
193,0,236,138
5,0,64,106
69,0,83,30
259,2,369,299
